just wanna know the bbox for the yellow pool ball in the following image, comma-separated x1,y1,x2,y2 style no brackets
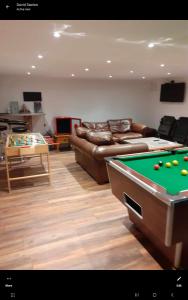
172,160,179,166
181,169,188,176
165,162,172,168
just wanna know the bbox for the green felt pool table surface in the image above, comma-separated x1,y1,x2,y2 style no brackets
115,149,188,195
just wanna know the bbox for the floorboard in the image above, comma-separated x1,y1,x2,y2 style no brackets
0,151,166,270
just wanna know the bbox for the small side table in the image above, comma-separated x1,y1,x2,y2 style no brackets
54,134,71,150
44,136,60,151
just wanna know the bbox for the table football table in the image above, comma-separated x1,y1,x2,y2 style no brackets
5,133,51,192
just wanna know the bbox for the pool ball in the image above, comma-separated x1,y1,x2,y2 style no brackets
154,164,160,170
184,156,188,161
181,169,188,176
165,162,172,168
158,161,163,166
172,160,179,166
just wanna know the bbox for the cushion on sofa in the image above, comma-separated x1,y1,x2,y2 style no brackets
86,131,114,146
112,136,120,143
107,118,132,133
113,132,143,142
95,122,109,131
82,122,96,130
75,126,91,138
82,121,109,131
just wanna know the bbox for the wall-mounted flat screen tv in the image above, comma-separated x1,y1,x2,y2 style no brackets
23,92,42,102
160,82,185,102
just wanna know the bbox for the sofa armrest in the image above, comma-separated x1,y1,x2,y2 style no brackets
142,127,158,137
131,122,157,137
93,143,148,160
70,135,97,157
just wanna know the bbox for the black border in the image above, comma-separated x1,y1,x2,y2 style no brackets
0,0,188,20
0,3,188,300
0,270,187,299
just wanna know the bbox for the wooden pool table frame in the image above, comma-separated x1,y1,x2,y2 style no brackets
106,148,188,269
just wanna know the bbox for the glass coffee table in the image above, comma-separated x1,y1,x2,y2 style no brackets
122,137,183,151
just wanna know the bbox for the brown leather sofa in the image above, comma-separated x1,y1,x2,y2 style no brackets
70,118,156,184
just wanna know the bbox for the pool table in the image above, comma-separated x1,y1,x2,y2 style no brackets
106,148,188,269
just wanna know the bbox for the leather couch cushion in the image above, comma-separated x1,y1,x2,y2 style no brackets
112,136,120,143
82,121,109,131
95,122,109,131
82,122,96,130
75,126,90,138
86,131,114,146
113,132,143,141
108,118,132,133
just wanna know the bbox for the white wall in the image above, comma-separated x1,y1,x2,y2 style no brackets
147,78,188,129
0,75,152,133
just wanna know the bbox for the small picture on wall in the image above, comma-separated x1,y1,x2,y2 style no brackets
34,101,43,113
10,101,19,114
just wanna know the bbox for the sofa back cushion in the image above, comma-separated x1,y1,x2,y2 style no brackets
86,131,114,146
82,121,109,131
95,122,109,131
75,126,91,138
107,118,132,133
82,122,96,130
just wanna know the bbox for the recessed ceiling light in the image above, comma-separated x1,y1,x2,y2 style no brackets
130,70,134,73
142,76,146,79
38,54,43,59
167,72,171,75
148,43,155,48
106,60,111,64
27,72,31,75
84,68,89,72
53,31,61,38
109,75,113,78
71,74,75,77
160,64,165,67
31,65,36,69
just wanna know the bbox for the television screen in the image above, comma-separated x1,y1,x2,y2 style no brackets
160,82,185,102
23,92,42,101
56,118,71,134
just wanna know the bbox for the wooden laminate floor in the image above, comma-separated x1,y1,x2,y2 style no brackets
0,151,170,270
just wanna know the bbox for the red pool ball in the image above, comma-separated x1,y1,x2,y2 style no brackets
184,156,188,161
154,164,160,170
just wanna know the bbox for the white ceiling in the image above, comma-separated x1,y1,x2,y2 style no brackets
0,20,188,80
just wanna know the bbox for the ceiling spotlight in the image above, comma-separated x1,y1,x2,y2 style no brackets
31,65,36,69
71,74,75,77
148,43,155,48
142,76,146,79
106,60,111,63
167,72,171,75
84,68,89,71
109,75,113,78
53,31,61,38
38,54,43,59
130,70,134,73
160,64,165,67
27,72,31,75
